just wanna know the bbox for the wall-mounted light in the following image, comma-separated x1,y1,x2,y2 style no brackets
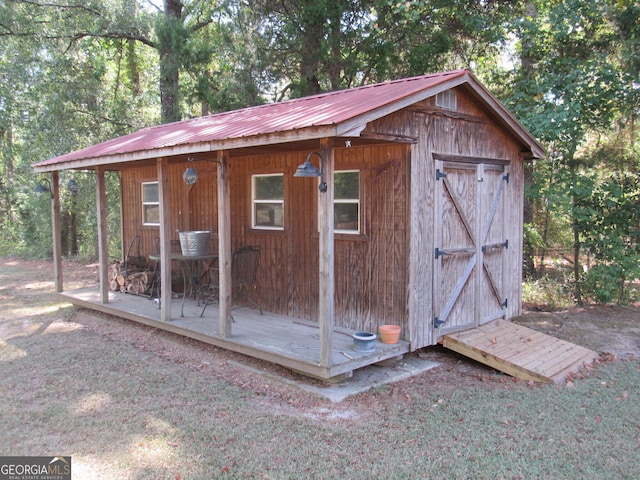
183,157,199,185
34,178,52,198
294,152,327,193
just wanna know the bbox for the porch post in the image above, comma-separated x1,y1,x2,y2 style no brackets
158,157,173,322
50,171,63,293
217,150,233,337
318,138,335,368
95,167,109,303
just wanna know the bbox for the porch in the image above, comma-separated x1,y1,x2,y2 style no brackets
60,288,410,381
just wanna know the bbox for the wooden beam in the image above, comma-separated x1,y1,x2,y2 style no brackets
407,105,485,123
433,153,510,166
217,150,233,337
318,138,335,368
358,131,418,143
95,167,109,303
50,171,63,293
158,157,173,322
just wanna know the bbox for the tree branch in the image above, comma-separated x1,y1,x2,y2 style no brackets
70,31,157,49
8,0,102,16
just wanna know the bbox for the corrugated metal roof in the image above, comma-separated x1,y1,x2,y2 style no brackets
32,69,543,171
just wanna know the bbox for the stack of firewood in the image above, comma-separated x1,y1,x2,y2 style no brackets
108,260,156,295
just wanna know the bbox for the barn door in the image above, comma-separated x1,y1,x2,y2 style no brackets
433,159,509,334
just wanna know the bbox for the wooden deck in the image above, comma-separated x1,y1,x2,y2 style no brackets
60,288,410,382
442,320,599,384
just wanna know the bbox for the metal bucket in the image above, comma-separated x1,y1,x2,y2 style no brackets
178,231,211,256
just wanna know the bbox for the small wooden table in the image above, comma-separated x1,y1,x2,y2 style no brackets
149,252,218,317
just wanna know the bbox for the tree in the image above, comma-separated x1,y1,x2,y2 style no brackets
254,0,512,99
500,0,625,301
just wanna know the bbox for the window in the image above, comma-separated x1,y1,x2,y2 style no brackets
334,170,360,234
436,89,457,110
252,174,284,229
142,182,159,225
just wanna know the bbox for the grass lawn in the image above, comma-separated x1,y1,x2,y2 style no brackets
1,258,639,479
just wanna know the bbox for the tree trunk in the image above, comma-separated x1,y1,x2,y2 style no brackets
1,125,15,222
570,161,582,304
327,0,343,91
521,1,537,279
522,164,536,278
159,0,184,123
298,1,323,96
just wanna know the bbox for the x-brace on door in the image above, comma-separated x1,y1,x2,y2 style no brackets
433,159,510,335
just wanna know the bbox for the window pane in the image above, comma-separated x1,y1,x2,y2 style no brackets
335,203,358,231
335,171,359,199
143,182,158,202
254,175,283,200
144,205,160,224
255,203,284,227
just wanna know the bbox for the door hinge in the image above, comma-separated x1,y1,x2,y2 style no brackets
503,173,509,183
434,317,446,328
502,298,508,309
435,247,447,259
436,169,447,181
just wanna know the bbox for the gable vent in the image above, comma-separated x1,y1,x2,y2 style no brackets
436,90,457,110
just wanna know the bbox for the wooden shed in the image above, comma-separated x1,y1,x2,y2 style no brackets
33,69,557,381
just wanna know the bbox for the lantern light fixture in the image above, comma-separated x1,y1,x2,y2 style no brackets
67,178,79,195
294,151,327,193
34,178,52,198
183,157,199,185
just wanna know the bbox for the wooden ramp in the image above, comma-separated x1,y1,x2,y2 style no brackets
442,320,599,384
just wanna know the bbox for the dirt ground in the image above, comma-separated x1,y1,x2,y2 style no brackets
3,258,639,409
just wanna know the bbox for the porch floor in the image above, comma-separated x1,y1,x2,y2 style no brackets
60,288,410,381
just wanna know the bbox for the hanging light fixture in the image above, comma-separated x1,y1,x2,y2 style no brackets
34,178,52,198
294,152,327,192
183,157,199,185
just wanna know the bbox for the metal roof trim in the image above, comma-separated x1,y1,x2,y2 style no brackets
32,125,340,172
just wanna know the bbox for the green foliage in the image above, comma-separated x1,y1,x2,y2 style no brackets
522,274,575,310
0,1,152,259
1,0,639,312
577,170,640,304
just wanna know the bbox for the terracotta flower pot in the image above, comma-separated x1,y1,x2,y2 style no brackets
379,324,401,344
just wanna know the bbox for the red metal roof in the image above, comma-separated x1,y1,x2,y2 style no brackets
32,69,543,171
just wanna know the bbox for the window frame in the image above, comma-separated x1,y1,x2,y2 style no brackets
334,169,361,235
251,173,285,231
141,181,160,226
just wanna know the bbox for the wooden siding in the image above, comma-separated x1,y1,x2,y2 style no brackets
120,144,410,336
118,84,526,351
365,86,526,349
230,146,410,334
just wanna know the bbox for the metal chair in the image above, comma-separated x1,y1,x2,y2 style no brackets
200,245,263,317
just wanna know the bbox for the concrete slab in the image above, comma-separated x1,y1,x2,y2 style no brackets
229,354,439,403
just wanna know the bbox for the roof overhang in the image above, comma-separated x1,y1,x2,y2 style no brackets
33,69,544,174
32,125,341,173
